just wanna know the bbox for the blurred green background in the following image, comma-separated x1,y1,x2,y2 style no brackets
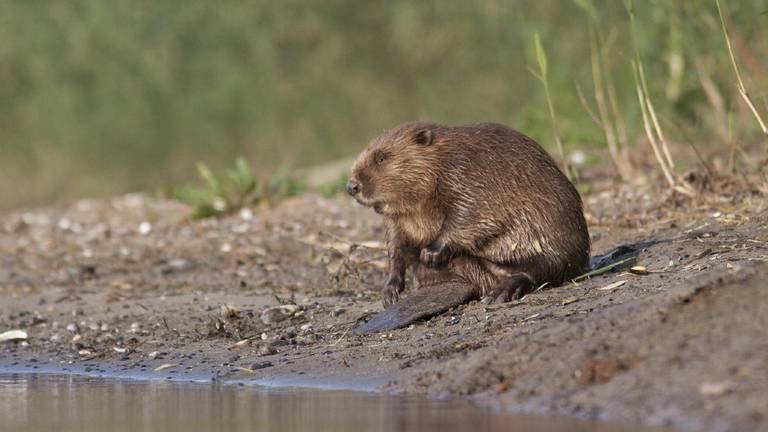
1,0,766,209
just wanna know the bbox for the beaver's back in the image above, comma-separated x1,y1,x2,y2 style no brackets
430,122,589,283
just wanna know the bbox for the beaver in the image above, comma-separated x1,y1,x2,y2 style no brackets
347,121,590,333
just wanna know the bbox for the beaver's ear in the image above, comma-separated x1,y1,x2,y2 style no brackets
414,129,433,146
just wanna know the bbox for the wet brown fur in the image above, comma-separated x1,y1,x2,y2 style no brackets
349,121,590,309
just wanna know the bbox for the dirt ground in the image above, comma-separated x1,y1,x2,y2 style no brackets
1,169,767,432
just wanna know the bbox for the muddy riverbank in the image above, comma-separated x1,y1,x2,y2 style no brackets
1,174,766,432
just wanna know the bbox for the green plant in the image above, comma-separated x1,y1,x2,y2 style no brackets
531,32,569,178
172,158,315,219
266,166,308,202
173,157,259,219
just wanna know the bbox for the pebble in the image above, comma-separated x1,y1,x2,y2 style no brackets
260,305,298,325
250,361,273,370
257,344,277,356
138,222,152,235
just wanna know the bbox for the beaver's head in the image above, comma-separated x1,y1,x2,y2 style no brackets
347,122,441,216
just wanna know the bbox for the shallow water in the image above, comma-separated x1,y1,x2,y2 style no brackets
0,373,659,432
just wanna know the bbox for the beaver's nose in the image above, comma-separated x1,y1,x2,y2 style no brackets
346,179,361,196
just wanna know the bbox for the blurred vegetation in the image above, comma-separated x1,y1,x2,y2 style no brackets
0,0,766,208
172,157,306,219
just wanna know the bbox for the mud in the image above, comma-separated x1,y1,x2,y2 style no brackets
1,175,767,432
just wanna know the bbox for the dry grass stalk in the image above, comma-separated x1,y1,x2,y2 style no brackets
696,60,729,144
588,27,631,180
604,56,631,166
624,0,694,196
637,62,677,171
632,63,696,196
576,83,603,127
633,61,676,189
716,0,768,136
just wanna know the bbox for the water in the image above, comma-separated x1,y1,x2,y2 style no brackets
0,373,660,432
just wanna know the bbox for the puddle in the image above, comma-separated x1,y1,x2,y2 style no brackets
0,372,666,432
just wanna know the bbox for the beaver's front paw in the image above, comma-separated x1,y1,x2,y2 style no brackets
420,241,451,267
382,274,404,307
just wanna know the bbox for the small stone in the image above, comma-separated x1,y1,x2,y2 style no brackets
213,198,226,212
699,381,731,397
239,208,254,221
0,330,28,343
138,222,152,235
163,258,191,274
250,361,273,370
257,344,277,356
219,304,239,319
260,305,298,325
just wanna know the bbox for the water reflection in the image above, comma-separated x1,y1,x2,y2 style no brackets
0,374,657,432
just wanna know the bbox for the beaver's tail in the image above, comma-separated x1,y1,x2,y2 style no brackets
354,282,478,334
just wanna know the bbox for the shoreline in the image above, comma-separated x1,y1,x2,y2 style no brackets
1,187,767,432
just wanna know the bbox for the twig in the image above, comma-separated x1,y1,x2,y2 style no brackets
162,317,181,339
328,327,351,347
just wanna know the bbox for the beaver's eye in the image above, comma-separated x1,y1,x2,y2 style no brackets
375,152,387,166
